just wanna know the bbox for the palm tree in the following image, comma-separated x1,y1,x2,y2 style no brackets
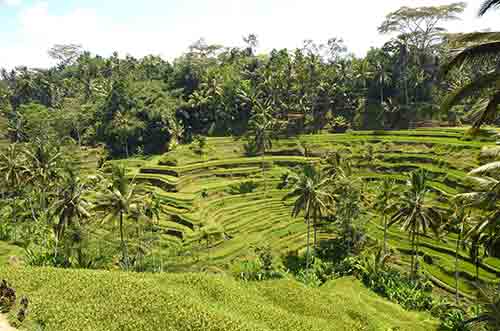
247,100,277,193
447,203,471,304
94,165,144,270
441,0,500,128
373,179,398,254
0,144,27,241
456,161,500,266
52,168,92,257
375,61,392,106
389,169,441,277
464,285,500,330
283,164,333,269
323,151,351,180
23,139,63,192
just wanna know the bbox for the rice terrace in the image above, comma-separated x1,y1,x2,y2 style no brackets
1,0,500,330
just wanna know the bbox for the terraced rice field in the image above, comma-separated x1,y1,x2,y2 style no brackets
111,128,500,297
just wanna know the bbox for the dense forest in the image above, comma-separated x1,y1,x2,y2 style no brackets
2,1,500,331
1,2,497,157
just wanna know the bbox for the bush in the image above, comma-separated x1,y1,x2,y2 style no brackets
296,269,322,288
158,154,178,166
439,308,471,331
229,181,258,195
232,245,283,281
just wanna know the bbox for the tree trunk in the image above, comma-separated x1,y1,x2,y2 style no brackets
313,221,317,251
125,142,129,158
415,230,420,275
383,214,388,255
262,150,266,195
119,211,128,270
306,216,311,270
455,229,462,304
410,229,416,278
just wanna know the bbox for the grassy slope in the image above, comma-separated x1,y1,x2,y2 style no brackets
1,266,437,331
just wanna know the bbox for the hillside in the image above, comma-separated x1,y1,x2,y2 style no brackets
107,128,500,299
1,266,437,331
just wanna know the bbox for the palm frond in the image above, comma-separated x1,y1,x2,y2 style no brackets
480,146,500,159
452,32,500,43
442,42,500,76
441,71,500,113
469,161,500,175
479,0,500,16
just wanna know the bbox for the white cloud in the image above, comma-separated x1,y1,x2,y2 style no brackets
1,0,21,7
1,0,500,69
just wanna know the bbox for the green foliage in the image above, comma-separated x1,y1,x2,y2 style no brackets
229,181,258,195
158,154,178,166
354,250,436,311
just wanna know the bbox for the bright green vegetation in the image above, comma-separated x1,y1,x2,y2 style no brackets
1,266,437,331
108,128,499,299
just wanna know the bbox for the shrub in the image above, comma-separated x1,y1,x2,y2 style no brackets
158,154,178,166
354,251,436,311
296,269,322,288
229,181,258,195
192,135,207,155
439,308,471,331
232,245,283,281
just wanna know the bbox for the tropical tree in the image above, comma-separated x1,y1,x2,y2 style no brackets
441,0,500,128
323,151,352,180
455,161,500,260
374,179,398,254
51,168,92,258
283,164,333,269
247,98,279,192
389,169,442,277
0,144,27,240
94,165,144,270
447,203,471,303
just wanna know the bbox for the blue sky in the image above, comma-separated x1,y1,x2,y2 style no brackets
1,0,500,69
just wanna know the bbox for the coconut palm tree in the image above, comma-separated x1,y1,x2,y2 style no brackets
389,169,442,277
373,179,398,254
441,0,500,128
447,203,471,304
464,285,500,330
51,168,92,257
0,144,27,239
323,150,352,180
455,161,500,263
375,61,392,106
283,164,333,269
94,165,144,270
247,100,277,193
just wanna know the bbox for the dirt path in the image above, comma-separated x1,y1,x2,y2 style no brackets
0,314,16,331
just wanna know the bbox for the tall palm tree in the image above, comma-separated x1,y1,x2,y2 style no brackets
323,151,351,180
447,203,471,304
375,61,392,106
0,144,27,240
52,168,92,257
248,100,277,193
94,165,144,270
455,161,500,263
464,285,500,330
373,179,398,254
283,164,333,269
389,169,441,277
441,0,500,128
